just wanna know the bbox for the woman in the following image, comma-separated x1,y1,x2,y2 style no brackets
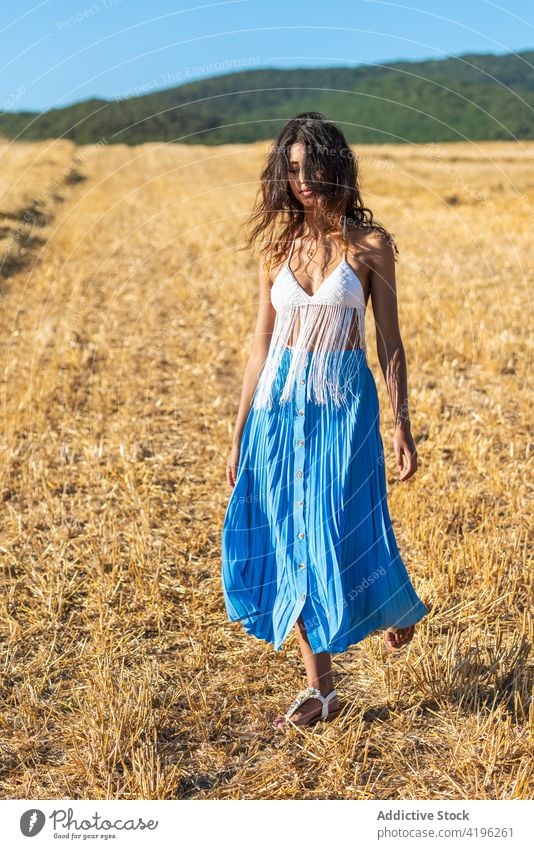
221,112,429,730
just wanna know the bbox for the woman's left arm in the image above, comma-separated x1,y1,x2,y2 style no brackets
368,230,418,482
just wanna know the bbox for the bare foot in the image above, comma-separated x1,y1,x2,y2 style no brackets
384,624,415,651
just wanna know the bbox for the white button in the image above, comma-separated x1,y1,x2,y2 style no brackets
300,378,305,384
298,409,304,416
297,500,303,506
296,471,303,478
299,563,306,570
298,439,304,446
300,593,306,600
298,532,305,539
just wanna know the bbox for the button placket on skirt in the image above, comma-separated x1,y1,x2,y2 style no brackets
293,353,309,614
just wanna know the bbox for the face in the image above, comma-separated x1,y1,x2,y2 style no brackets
287,142,317,206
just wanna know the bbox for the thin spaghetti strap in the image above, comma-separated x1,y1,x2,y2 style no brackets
342,215,347,261
287,237,296,267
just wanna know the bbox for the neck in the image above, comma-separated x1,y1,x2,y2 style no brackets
300,207,329,239
300,208,344,243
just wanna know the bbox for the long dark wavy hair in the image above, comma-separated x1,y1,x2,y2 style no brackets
243,111,398,276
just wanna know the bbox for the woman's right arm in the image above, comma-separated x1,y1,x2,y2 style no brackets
226,262,276,487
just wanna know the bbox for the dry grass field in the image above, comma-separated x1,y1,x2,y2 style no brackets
0,135,532,800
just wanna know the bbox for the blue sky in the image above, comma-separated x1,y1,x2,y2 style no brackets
1,0,533,113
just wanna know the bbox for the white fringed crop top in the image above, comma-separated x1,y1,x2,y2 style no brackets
252,238,367,410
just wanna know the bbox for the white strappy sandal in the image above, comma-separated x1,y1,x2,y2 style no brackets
273,686,342,730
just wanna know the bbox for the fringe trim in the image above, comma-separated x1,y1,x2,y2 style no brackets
252,303,366,410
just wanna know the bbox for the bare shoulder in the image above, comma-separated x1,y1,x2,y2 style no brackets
258,255,276,293
349,224,394,262
260,252,285,288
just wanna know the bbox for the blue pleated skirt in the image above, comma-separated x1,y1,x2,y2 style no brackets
221,347,430,654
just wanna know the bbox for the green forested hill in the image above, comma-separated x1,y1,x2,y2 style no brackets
1,49,533,145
